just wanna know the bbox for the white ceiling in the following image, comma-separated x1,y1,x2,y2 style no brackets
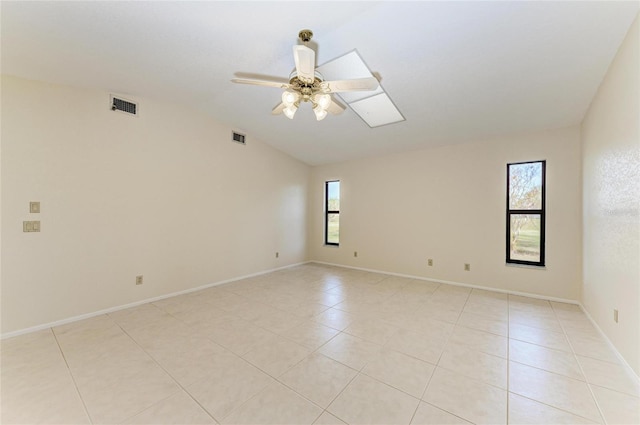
2,1,638,165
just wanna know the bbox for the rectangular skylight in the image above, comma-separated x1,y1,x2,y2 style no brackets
349,93,405,128
317,50,404,128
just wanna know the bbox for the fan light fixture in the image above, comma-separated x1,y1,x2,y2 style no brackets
231,29,380,122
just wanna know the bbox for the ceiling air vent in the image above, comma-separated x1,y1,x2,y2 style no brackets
232,131,246,145
110,95,137,116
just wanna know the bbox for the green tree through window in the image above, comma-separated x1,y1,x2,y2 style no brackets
325,181,340,245
507,161,545,266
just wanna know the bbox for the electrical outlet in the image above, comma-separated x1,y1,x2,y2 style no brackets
354,251,358,258
427,259,433,266
136,275,143,285
614,309,619,323
464,263,471,271
30,201,40,213
275,252,279,258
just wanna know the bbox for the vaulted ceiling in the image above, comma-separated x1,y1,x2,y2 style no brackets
2,1,638,165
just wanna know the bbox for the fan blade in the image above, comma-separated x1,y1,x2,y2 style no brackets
272,102,285,115
320,77,379,93
327,99,346,115
293,45,316,84
231,78,290,89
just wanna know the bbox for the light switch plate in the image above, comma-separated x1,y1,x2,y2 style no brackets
30,201,40,213
23,221,41,232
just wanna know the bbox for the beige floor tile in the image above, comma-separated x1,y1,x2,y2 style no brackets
560,315,598,333
401,315,455,337
507,393,598,424
567,332,622,364
168,303,231,325
384,327,449,364
126,315,197,346
508,322,572,352
286,301,331,319
242,335,311,377
423,367,507,425
411,401,473,424
53,313,117,338
577,355,640,396
53,316,129,361
278,352,358,408
509,309,562,332
362,348,435,398
312,411,348,425
221,381,322,425
448,325,508,358
343,317,400,345
327,374,420,425
152,293,210,315
508,361,601,422
509,294,552,309
318,332,382,371
405,277,443,293
313,307,356,331
438,342,507,389
419,303,464,323
250,308,305,334
280,320,340,350
186,356,274,421
65,335,155,382
1,329,66,375
124,391,218,424
457,311,507,336
228,300,277,321
1,360,91,424
307,291,347,307
591,384,640,425
204,292,247,310
463,299,509,321
509,339,585,380
108,303,173,332
469,288,508,302
73,355,181,424
203,318,277,356
148,343,239,387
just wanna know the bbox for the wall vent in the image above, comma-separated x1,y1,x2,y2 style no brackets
110,95,137,116
232,131,246,145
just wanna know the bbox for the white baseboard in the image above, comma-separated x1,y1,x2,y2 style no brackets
5,259,637,385
0,261,309,340
579,304,640,382
311,260,579,305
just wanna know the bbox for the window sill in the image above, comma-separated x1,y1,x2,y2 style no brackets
506,263,546,270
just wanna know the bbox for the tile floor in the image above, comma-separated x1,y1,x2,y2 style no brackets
2,263,639,424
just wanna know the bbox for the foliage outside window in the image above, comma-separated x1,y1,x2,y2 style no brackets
507,161,545,266
325,181,340,245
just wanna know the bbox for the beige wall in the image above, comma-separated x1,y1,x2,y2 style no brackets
581,15,639,375
309,126,582,301
1,75,309,334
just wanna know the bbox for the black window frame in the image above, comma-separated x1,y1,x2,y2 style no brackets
324,180,340,246
506,160,546,267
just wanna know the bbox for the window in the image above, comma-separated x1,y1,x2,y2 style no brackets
507,161,545,266
325,180,340,245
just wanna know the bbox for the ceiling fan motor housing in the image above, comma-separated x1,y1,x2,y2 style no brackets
298,29,313,43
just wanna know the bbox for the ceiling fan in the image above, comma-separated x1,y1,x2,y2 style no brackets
231,29,380,121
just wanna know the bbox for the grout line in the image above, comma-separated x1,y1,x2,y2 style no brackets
114,322,220,424
550,303,608,424
50,327,95,424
